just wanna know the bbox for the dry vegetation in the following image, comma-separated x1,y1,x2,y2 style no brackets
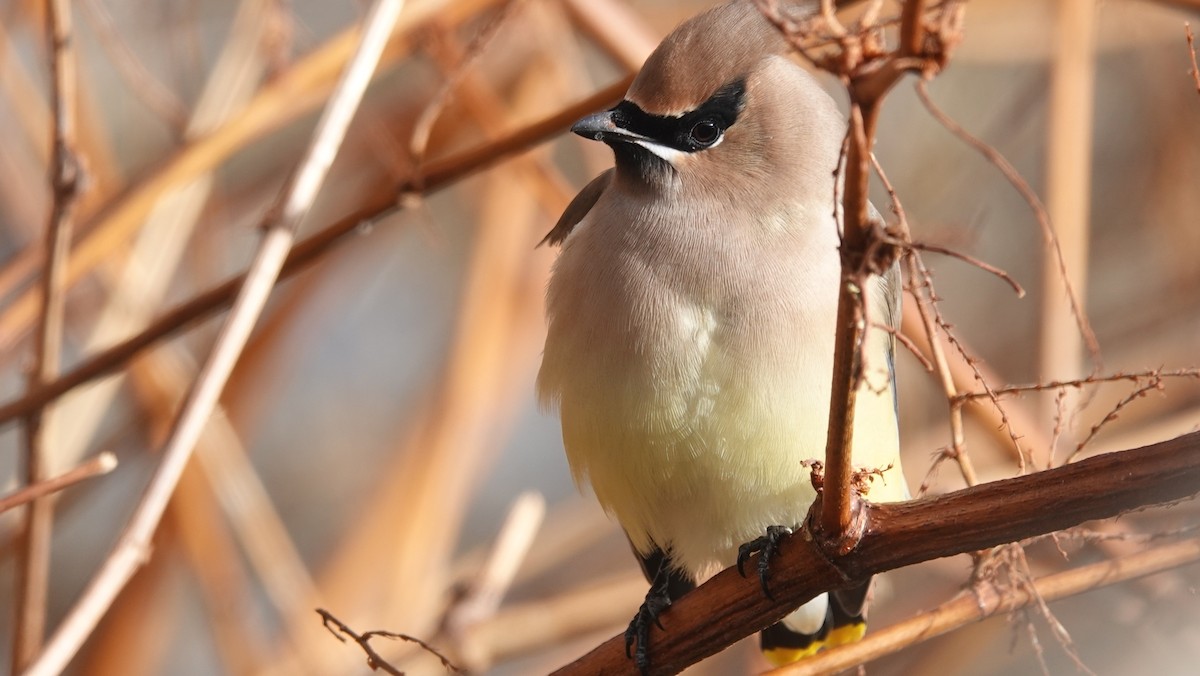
0,1,1198,675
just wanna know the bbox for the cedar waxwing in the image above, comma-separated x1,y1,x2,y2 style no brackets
537,0,908,670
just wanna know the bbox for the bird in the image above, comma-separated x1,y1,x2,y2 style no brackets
536,0,908,670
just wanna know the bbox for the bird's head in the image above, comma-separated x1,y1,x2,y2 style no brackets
572,1,845,206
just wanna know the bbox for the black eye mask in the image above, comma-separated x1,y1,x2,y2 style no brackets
610,79,747,153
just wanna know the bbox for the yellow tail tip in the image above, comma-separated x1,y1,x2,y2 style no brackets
762,644,824,668
827,621,867,647
761,621,866,667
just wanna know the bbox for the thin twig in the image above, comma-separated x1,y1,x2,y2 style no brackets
0,77,632,430
318,609,462,675
1066,376,1165,464
905,253,981,488
869,151,979,488
14,0,81,669
954,368,1200,402
20,2,406,673
900,264,1030,476
1023,607,1052,676
873,322,933,371
914,79,1102,370
1010,544,1096,675
0,0,512,357
905,240,1024,296
868,149,1025,410
0,453,117,515
1049,388,1068,469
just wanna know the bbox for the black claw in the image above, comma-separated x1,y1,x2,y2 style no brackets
757,541,774,600
625,572,673,672
736,542,752,578
736,525,792,600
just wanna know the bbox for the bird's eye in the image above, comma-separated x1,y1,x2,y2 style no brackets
688,119,722,147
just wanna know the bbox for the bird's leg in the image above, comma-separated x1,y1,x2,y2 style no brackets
737,525,794,600
624,564,675,672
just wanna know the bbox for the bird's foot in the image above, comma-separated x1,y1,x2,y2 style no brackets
737,525,793,600
624,580,673,673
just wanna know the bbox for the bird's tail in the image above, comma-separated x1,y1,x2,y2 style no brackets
760,580,871,667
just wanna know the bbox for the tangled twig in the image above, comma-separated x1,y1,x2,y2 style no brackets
318,609,463,675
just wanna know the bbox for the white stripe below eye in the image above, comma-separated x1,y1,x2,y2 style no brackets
632,139,686,163
631,135,724,163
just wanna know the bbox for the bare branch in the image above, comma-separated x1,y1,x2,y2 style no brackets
874,322,933,371
898,293,1032,469
755,0,965,543
774,537,1200,675
553,430,1200,675
21,2,407,673
14,0,82,668
1040,0,1099,393
1009,543,1094,674
953,368,1200,402
0,78,633,431
905,240,1025,297
865,153,981,489
821,99,874,540
914,79,1102,369
898,0,927,58
1066,376,1165,463
0,453,117,515
905,253,982,487
0,0,513,358
318,609,462,675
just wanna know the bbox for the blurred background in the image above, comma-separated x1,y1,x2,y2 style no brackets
0,0,1198,674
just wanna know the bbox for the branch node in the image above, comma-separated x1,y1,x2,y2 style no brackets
809,488,870,560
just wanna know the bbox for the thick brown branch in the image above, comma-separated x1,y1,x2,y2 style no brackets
821,103,875,539
778,536,1200,675
806,0,948,545
899,0,927,57
552,430,1200,675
